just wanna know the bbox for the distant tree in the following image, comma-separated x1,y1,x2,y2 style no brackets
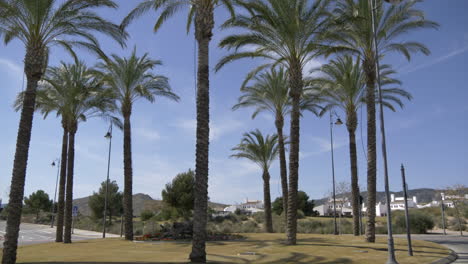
161,170,195,220
272,197,284,216
272,191,315,216
88,180,123,224
24,190,52,220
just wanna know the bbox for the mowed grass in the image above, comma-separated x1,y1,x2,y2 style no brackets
5,233,449,264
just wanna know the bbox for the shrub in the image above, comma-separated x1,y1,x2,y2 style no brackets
448,218,467,231
393,211,434,234
252,212,265,223
140,210,155,221
297,210,305,219
240,220,259,233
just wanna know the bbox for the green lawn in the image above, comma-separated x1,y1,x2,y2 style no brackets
4,233,450,263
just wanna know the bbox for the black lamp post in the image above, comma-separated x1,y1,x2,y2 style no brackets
102,123,112,238
330,111,343,235
370,0,401,263
50,159,60,228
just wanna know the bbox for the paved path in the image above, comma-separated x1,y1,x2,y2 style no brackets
395,234,468,263
0,221,118,247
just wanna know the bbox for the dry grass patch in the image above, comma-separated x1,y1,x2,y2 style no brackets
5,233,449,264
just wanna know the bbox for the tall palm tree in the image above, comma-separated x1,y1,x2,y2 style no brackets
93,49,179,241
233,67,322,223
14,85,70,244
0,0,125,261
231,130,279,233
42,61,116,244
216,0,331,245
310,55,411,236
121,1,234,261
328,0,438,242
233,68,290,221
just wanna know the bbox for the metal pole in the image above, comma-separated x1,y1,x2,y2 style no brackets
51,159,60,228
103,123,112,238
120,214,123,237
330,112,338,235
441,194,446,235
370,0,398,262
401,164,413,256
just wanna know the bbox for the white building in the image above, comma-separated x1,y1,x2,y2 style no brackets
313,198,354,216
362,202,387,217
389,194,418,211
224,199,264,214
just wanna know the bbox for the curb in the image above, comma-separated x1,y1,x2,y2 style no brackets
431,250,458,264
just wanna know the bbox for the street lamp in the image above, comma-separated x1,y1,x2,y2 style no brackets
441,193,447,235
370,0,400,263
102,123,113,238
330,111,342,235
50,159,60,228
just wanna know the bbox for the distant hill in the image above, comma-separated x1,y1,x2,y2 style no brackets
73,193,228,217
314,188,441,206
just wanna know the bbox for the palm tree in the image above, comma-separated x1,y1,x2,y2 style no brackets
310,55,411,236
41,61,116,244
231,130,279,233
328,0,438,242
0,0,125,261
216,0,331,245
233,67,322,223
121,1,234,261
233,68,290,222
14,85,70,244
93,49,179,241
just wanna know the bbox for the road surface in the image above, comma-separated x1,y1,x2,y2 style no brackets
394,234,468,263
0,221,118,247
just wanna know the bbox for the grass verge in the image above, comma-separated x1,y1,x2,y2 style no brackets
4,233,450,264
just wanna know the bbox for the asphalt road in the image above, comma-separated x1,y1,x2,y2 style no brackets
394,234,468,263
0,220,118,247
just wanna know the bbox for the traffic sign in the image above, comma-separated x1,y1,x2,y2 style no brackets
72,206,79,217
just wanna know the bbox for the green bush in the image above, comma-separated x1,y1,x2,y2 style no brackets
140,210,155,221
252,212,265,223
448,218,467,231
393,211,434,234
297,210,305,219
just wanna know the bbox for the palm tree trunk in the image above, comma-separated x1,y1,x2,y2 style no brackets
364,57,377,243
123,113,133,241
56,123,68,242
347,111,360,236
190,2,214,263
2,49,44,264
64,123,77,243
275,116,288,222
263,170,273,233
286,60,303,245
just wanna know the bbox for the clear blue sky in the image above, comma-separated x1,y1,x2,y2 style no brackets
1,0,467,205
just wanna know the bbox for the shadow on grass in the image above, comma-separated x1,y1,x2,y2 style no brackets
19,254,353,264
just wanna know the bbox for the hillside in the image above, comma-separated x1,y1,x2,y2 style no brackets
73,193,227,217
314,188,441,206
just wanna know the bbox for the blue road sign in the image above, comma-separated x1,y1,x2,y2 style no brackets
72,206,78,217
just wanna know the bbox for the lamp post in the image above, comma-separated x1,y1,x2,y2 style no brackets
441,193,446,235
330,111,343,235
400,164,413,256
370,0,401,263
50,159,60,228
102,123,113,238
